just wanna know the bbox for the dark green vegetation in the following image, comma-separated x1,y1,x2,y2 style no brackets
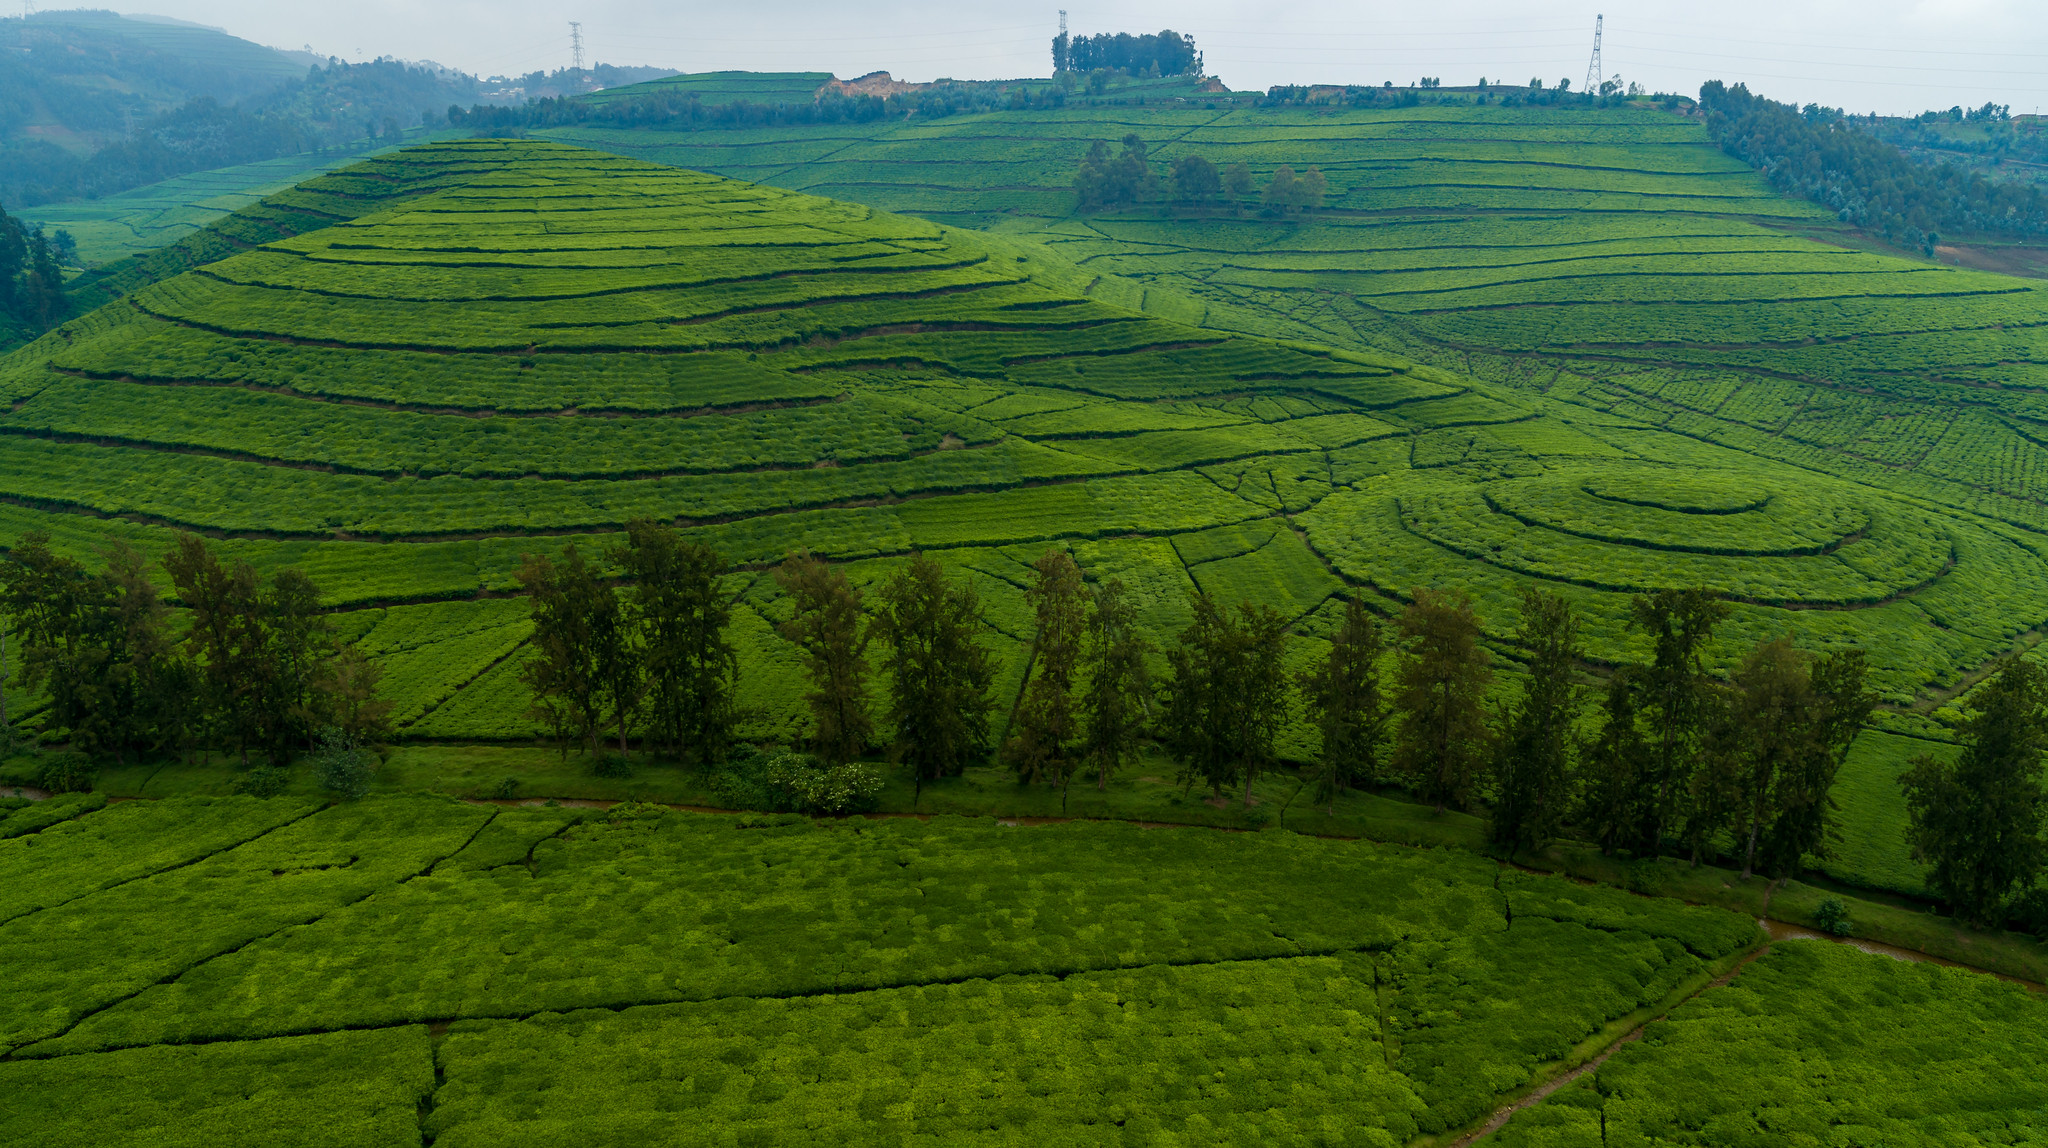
1493,939,2048,1146
1699,81,2048,249
0,200,65,347
0,10,479,211
0,794,1761,1144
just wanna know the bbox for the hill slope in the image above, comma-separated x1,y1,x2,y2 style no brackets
542,98,2048,686
7,136,2048,761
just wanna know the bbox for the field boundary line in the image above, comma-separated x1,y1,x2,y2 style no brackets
3,808,502,1062
0,802,327,930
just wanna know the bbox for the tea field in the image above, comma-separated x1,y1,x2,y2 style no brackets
1491,938,2048,1146
6,136,2048,897
544,94,2048,700
0,793,1769,1144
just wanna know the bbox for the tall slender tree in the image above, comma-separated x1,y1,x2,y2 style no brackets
1162,593,1290,805
1629,589,1730,855
614,520,737,764
1393,588,1493,813
164,534,268,765
257,567,333,762
1902,656,2048,926
101,543,184,763
1078,577,1152,791
1299,594,1387,813
1490,586,1582,853
517,544,631,759
874,554,997,786
774,551,873,767
1761,648,1874,876
1578,666,1649,854
1004,549,1087,785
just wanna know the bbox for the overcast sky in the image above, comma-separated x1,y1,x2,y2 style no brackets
114,0,2048,116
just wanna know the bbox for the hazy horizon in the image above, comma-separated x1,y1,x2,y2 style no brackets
40,1,2048,117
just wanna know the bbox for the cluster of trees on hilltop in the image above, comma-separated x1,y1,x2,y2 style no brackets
0,204,66,348
1699,80,2048,252
1051,29,1201,78
1075,136,1326,213
0,532,389,784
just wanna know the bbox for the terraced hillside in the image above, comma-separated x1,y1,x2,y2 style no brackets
8,136,2048,749
547,101,2048,676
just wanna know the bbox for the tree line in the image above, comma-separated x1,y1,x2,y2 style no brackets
0,531,390,771
1075,135,1326,214
1699,80,2048,252
517,531,1901,892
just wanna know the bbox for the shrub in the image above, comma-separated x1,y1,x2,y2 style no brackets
491,777,521,800
311,728,374,800
37,751,97,795
717,749,883,815
593,754,634,779
1812,896,1853,937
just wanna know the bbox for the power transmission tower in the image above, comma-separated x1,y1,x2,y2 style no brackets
1059,9,1066,37
569,21,584,75
1583,14,1603,94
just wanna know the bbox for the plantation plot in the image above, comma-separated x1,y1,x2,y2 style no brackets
1491,940,2048,1146
5,798,1760,1143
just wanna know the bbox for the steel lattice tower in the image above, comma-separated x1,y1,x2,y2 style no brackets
569,22,584,74
1583,14,1603,94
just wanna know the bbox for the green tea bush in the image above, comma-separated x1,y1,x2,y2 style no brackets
1492,940,2048,1146
0,789,107,840
36,804,1756,1056
4,797,492,1052
0,1026,435,1148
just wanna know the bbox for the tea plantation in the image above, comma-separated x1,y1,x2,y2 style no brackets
0,793,1767,1144
2,114,2045,1144
7,136,2048,897
544,95,2048,705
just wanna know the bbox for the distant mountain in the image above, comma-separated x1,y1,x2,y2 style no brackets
0,11,485,210
0,9,309,154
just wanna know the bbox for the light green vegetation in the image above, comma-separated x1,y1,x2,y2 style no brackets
17,131,453,267
3,794,1760,1144
0,1026,435,1148
5,107,2046,902
1492,938,2048,1146
542,100,2048,726
526,96,2048,898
